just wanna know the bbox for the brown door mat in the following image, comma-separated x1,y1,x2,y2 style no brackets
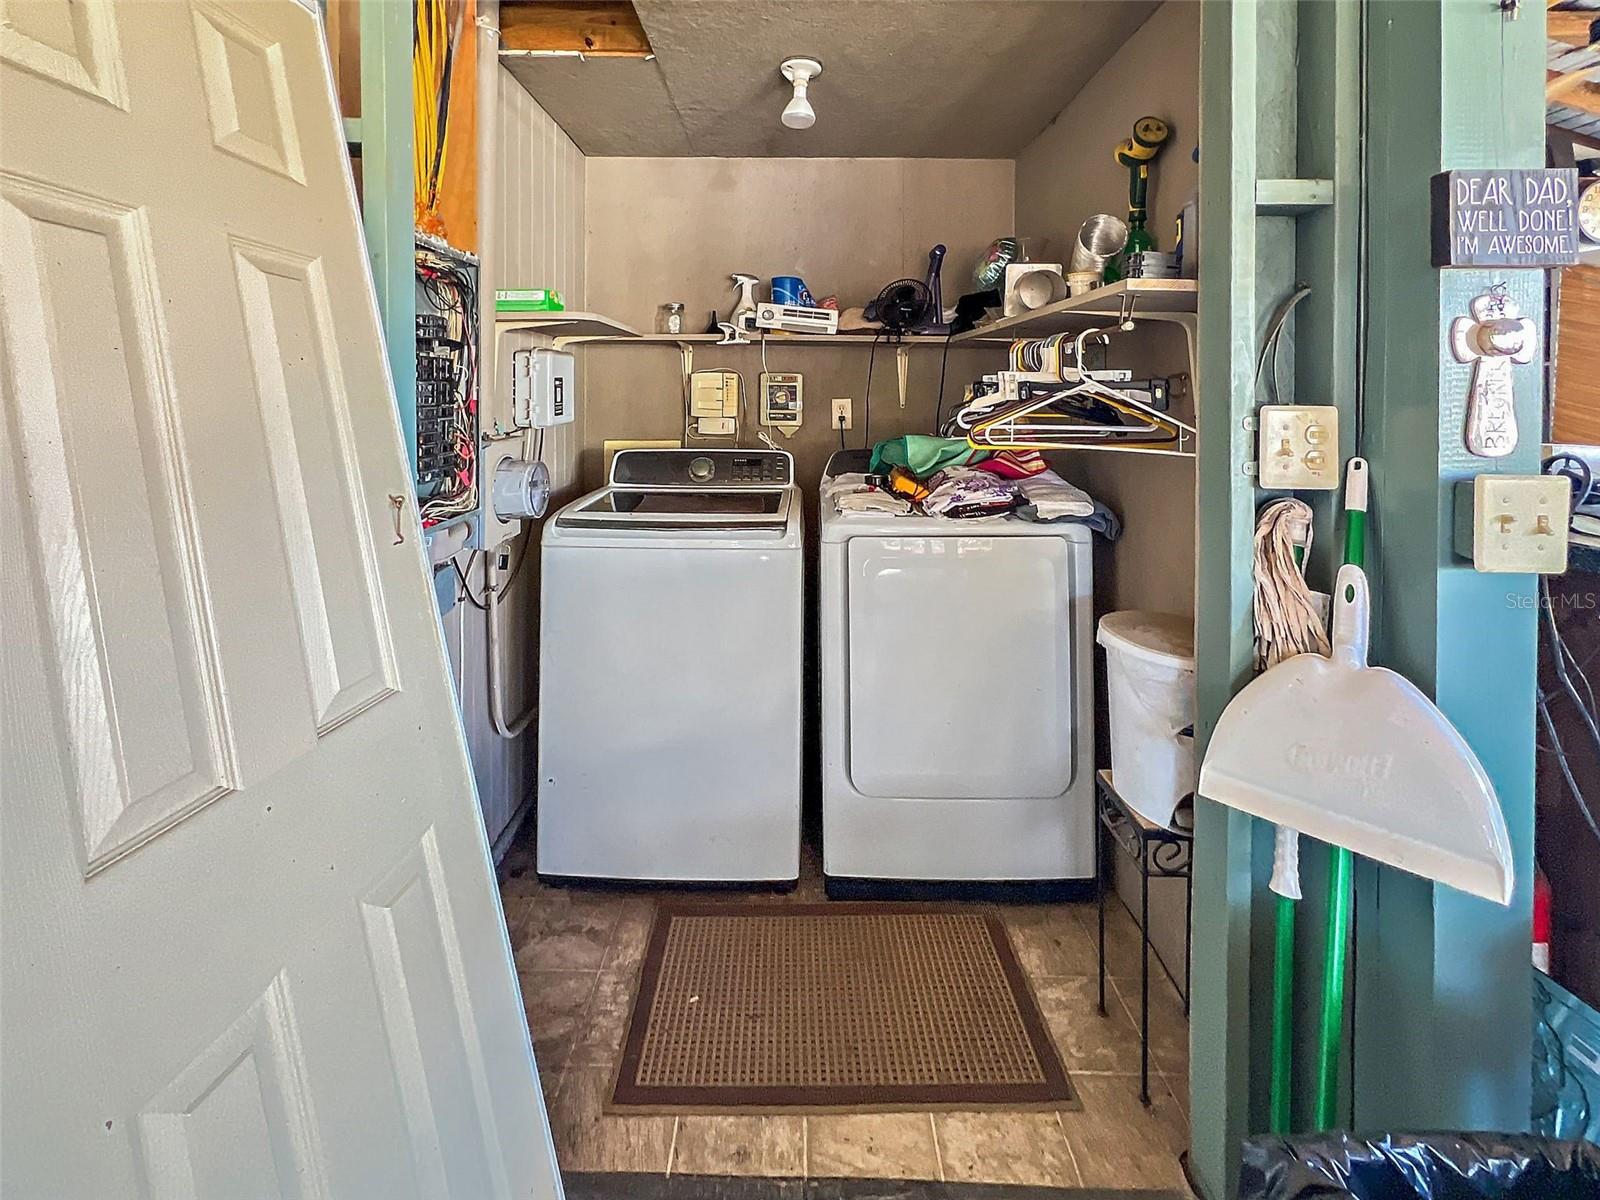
564,1173,1186,1200
610,902,1077,1114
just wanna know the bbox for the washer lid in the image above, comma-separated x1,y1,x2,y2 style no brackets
556,486,793,532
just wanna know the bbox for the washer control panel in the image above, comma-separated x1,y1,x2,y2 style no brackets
611,448,792,488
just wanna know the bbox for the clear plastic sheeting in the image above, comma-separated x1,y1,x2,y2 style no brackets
1240,1132,1600,1199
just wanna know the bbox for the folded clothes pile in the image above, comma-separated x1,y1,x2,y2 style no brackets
972,450,1051,480
826,473,914,515
826,438,1121,540
923,466,1020,518
1018,470,1095,519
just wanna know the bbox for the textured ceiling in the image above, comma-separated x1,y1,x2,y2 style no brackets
501,1,1162,157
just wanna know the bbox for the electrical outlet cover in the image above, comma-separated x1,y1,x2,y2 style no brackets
1454,475,1571,573
1257,405,1340,490
830,397,853,430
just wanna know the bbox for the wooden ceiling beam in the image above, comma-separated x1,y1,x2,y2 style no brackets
1549,9,1600,47
1549,66,1600,111
499,1,652,57
1552,122,1600,152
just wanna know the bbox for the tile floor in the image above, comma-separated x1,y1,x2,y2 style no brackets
500,838,1192,1194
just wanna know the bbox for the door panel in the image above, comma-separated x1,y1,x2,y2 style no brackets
137,971,327,1200
361,829,512,1200
229,236,397,732
0,0,129,109
0,3,559,1196
1,173,233,873
846,535,1077,799
189,0,306,184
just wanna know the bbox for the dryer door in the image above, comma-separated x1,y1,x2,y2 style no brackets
845,534,1081,799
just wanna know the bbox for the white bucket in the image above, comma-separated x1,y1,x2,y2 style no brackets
1097,611,1196,828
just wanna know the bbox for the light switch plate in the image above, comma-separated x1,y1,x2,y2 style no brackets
1453,475,1571,573
1257,405,1340,490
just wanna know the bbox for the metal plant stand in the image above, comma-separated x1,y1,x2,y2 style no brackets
1094,768,1194,1106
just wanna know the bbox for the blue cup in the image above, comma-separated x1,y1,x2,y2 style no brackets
770,275,814,307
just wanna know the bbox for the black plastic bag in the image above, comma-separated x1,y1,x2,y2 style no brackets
1240,1131,1600,1198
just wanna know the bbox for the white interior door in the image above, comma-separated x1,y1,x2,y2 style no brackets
0,2,560,1196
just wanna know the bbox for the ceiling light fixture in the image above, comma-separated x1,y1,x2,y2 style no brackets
780,57,822,130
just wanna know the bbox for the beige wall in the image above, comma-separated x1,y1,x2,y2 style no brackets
1016,0,1198,622
580,157,1013,493
1015,1,1200,268
1015,0,1199,978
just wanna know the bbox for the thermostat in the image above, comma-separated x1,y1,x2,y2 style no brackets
760,372,803,436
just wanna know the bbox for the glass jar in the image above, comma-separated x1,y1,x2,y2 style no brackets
656,302,685,335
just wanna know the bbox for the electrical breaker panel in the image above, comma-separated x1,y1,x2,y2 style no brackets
412,238,480,519
414,236,483,616
414,312,459,487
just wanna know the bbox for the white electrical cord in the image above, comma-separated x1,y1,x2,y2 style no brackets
1254,497,1330,899
752,334,782,451
485,545,535,739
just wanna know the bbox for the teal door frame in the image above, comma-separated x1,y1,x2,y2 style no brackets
353,0,418,479
1353,0,1543,1136
1191,2,1546,1195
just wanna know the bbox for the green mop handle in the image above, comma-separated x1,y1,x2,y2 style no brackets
1314,457,1368,1129
1270,858,1296,1134
1268,539,1313,1134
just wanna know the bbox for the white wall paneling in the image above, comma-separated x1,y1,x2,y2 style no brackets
443,58,586,857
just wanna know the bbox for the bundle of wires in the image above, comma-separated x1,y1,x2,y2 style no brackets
413,0,462,238
1537,576,1600,848
417,250,478,526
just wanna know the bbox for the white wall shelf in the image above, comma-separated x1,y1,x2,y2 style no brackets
575,331,955,346
493,280,1197,350
952,279,1198,343
493,310,643,339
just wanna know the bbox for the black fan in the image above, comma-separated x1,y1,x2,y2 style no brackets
866,278,933,334
864,244,949,335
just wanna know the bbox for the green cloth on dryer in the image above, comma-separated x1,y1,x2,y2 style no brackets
868,436,989,478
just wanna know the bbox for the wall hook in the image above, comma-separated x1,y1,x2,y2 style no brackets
388,493,408,544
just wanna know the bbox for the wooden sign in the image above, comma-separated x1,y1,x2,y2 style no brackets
1431,169,1580,268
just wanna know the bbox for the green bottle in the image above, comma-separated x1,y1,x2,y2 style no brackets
1105,166,1156,283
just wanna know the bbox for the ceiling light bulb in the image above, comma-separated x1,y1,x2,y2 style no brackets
779,57,822,130
782,89,815,130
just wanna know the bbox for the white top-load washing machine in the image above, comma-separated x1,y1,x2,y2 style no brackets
819,452,1095,885
537,448,802,882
